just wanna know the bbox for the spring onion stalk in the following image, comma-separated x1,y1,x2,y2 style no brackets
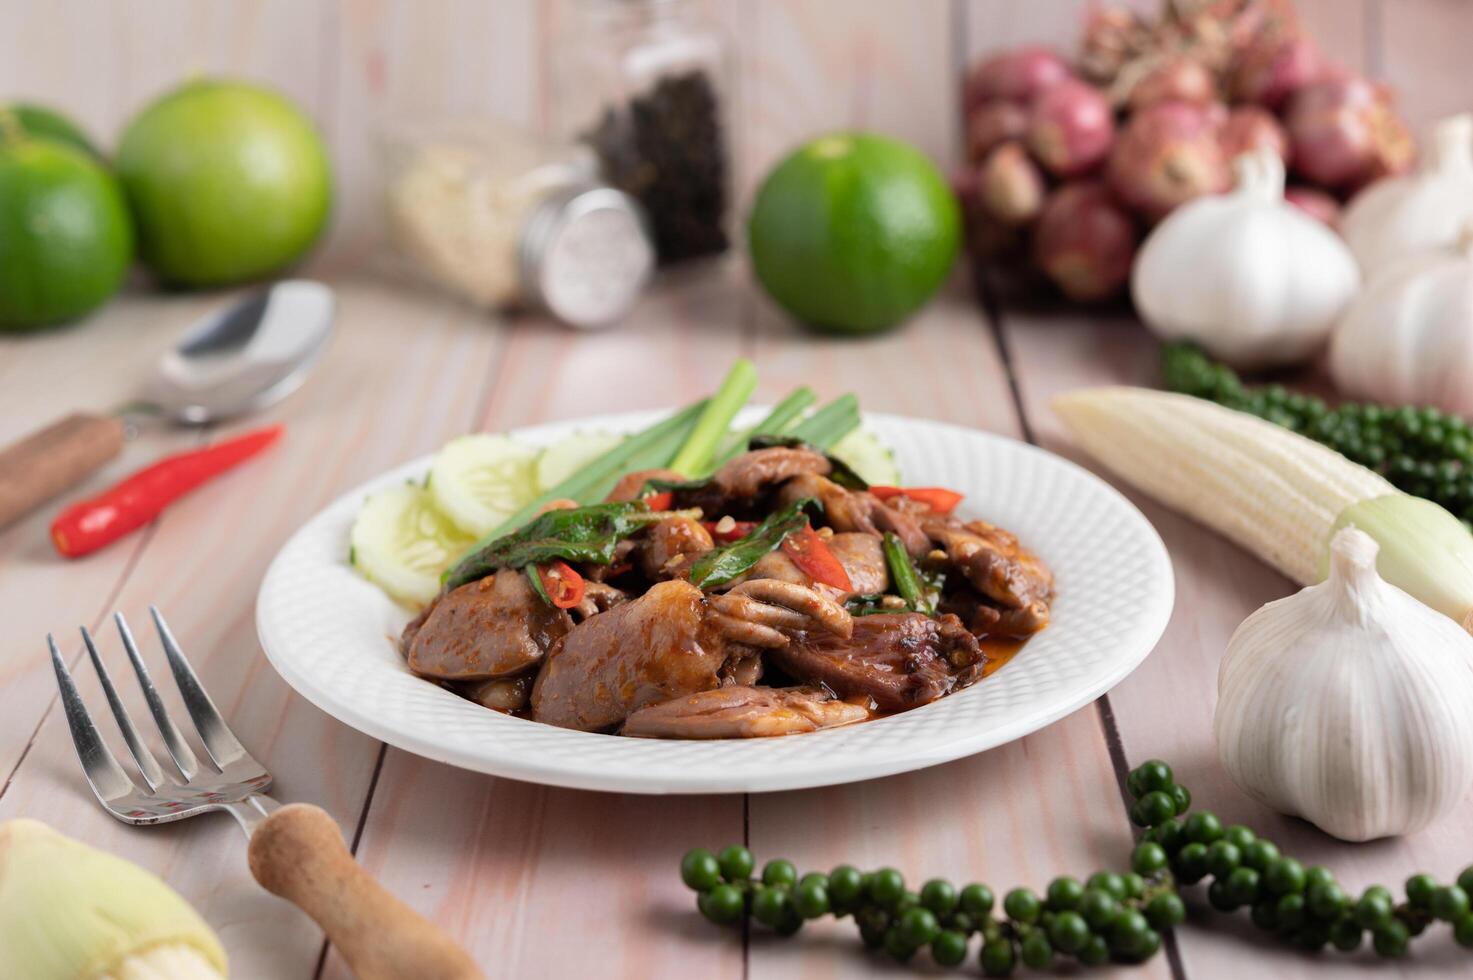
715,386,816,464
1331,494,1473,634
0,819,227,979
791,393,861,449
459,399,708,559
882,532,933,615
669,358,758,476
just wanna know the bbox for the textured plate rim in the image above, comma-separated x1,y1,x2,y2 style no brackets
256,409,1174,794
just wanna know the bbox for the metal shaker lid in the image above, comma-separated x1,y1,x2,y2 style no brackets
518,185,654,328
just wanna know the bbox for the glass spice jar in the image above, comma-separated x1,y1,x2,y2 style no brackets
550,0,736,266
381,120,655,328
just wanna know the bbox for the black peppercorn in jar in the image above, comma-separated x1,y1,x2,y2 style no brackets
551,0,735,266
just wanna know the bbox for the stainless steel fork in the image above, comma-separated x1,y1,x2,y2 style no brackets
50,607,481,980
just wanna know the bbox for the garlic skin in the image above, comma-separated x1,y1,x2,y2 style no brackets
1342,114,1473,277
1215,527,1473,842
1133,148,1360,370
1328,228,1473,417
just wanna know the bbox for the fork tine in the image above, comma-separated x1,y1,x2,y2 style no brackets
115,612,202,781
49,634,139,804
149,606,247,768
81,627,168,793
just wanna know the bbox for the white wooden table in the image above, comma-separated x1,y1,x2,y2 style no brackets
3,2,1472,978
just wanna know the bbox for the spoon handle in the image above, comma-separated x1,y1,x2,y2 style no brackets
0,413,126,530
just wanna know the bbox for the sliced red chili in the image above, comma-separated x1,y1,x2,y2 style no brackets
643,491,674,511
702,519,757,543
782,523,853,592
870,486,964,514
51,425,284,558
536,560,586,609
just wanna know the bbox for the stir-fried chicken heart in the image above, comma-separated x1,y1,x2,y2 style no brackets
606,468,684,503
769,613,984,712
638,516,714,579
622,686,872,739
778,474,931,557
403,572,571,681
531,578,851,731
459,672,534,714
713,446,831,498
923,517,1053,611
940,590,1050,638
827,532,889,594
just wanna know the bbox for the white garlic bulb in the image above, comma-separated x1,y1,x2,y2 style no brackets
1215,527,1473,842
1328,226,1473,417
1132,148,1360,370
1342,114,1473,277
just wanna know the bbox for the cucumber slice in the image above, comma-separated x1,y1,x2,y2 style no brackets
350,483,475,606
829,429,900,486
536,431,626,493
429,434,540,535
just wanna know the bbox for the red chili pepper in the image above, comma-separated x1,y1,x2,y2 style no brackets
536,560,586,609
51,425,284,558
870,486,965,514
782,523,853,592
702,519,757,543
643,491,674,511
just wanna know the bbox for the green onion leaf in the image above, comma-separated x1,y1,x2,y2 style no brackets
883,532,934,615
669,358,758,477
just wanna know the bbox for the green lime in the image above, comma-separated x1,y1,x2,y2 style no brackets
116,79,331,287
0,135,133,331
748,132,959,335
5,103,100,158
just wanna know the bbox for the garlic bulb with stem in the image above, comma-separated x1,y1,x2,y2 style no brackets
1342,113,1473,276
1328,223,1473,417
1216,527,1473,842
0,819,227,979
1131,147,1360,370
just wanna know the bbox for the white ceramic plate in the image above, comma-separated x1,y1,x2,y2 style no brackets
257,410,1174,794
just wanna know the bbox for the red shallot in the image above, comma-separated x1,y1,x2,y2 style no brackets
1032,181,1138,303
966,100,1029,163
1026,79,1115,178
1218,106,1289,162
1286,76,1415,191
1230,31,1321,109
979,143,1046,226
1108,101,1230,221
964,46,1072,111
1128,57,1217,110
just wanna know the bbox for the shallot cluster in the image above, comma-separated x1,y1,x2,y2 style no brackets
956,1,1414,304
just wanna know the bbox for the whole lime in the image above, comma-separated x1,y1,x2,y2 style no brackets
5,103,101,158
0,137,133,331
116,80,331,287
748,132,960,334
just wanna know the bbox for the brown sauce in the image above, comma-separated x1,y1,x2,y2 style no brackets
981,635,1030,677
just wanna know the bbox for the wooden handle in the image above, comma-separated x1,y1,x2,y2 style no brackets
0,412,126,529
248,803,482,980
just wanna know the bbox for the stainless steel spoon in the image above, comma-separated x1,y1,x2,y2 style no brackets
0,280,335,529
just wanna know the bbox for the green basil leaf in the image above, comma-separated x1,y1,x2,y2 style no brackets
446,501,659,590
688,496,821,589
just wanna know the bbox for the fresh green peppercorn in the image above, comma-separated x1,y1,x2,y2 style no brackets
1086,871,1127,900
1223,825,1256,850
1078,933,1111,966
1401,905,1430,937
1045,876,1085,911
932,929,969,967
1152,817,1186,854
1080,888,1121,929
883,926,918,962
857,907,891,947
1291,923,1329,952
1262,856,1306,896
1277,893,1308,931
1373,919,1410,958
1140,892,1184,930
1121,873,1146,900
1184,811,1226,845
1242,839,1280,872
898,906,941,947
762,859,798,890
828,865,863,907
1042,911,1084,953
1459,866,1473,896
1173,842,1211,885
949,911,976,934
916,878,956,917
1330,917,1363,952
1354,887,1396,929
1109,910,1152,955
716,844,754,882
1406,873,1439,910
699,883,746,925
1307,880,1348,920
1132,791,1178,828
1225,867,1262,907
1004,887,1042,924
1250,898,1279,932
1303,866,1336,893
1129,759,1174,798
682,848,723,891
868,868,906,909
1206,840,1242,878
1019,929,1053,969
1130,842,1169,878
896,890,921,914
980,935,1017,977
1455,913,1473,949
1168,783,1192,815
1431,885,1471,922
774,909,803,937
959,883,995,917
793,880,830,919
752,885,791,927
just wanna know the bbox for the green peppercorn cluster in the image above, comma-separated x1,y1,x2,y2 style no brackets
681,759,1473,974
1160,342,1473,528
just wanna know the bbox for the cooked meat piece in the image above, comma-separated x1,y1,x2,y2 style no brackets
571,580,629,621
606,468,684,503
940,590,1050,638
639,516,714,579
742,548,810,586
769,613,985,712
460,672,534,714
827,532,888,594
779,474,931,557
713,447,831,499
718,646,764,687
404,572,572,681
531,580,729,731
623,686,872,739
923,517,1053,611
